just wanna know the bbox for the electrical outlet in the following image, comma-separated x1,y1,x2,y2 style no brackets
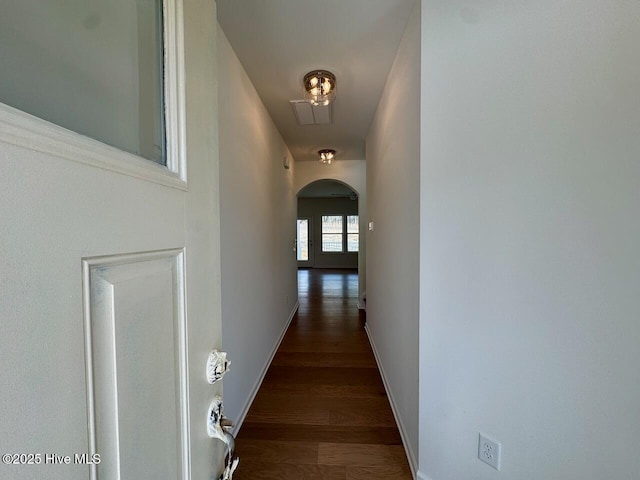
478,433,501,471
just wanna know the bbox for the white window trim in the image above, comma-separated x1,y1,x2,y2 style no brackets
0,0,187,190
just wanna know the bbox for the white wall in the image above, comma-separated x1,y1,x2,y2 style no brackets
218,27,298,425
294,160,366,196
295,159,367,304
365,1,420,473
419,1,640,479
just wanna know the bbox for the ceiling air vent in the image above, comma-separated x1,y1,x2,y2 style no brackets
290,100,332,126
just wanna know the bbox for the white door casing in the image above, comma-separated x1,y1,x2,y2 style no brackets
0,1,224,479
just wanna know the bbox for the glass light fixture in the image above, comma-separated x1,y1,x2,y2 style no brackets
319,149,336,165
304,70,336,106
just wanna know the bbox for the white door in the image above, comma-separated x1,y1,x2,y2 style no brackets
296,217,314,268
0,1,225,479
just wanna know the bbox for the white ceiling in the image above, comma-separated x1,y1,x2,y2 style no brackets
216,0,416,162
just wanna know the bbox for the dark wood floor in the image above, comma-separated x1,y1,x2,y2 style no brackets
234,268,412,479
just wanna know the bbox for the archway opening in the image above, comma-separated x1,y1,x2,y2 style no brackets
296,179,359,269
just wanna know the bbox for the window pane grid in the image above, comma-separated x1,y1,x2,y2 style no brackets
319,215,359,253
321,215,343,252
347,215,359,251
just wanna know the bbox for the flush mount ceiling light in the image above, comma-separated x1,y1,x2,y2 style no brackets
304,70,336,106
318,149,336,165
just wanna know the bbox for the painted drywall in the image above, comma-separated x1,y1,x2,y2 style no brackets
298,197,359,269
218,27,298,425
365,1,420,472
419,1,640,479
294,160,365,196
295,160,367,304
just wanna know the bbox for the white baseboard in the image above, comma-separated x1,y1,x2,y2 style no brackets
417,472,433,480
365,323,418,480
231,301,299,435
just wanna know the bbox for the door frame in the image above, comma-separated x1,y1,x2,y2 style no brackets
297,216,314,268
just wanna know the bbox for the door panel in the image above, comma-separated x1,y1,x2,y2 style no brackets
297,217,314,268
0,1,225,479
0,135,185,480
84,250,188,480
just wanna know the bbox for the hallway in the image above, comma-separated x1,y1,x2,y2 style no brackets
235,269,412,479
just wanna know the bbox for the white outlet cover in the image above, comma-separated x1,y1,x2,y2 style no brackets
478,433,501,471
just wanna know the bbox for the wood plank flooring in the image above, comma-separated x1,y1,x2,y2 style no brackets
234,269,412,479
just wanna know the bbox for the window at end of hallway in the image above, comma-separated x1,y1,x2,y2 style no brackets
321,215,358,253
297,219,309,261
322,215,343,252
347,215,359,252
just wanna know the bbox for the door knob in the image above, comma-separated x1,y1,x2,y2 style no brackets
206,350,230,384
219,456,239,480
207,396,239,479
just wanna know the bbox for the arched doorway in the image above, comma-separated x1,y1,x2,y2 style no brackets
296,179,359,270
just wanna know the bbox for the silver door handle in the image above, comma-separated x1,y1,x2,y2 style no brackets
221,422,235,459
218,424,239,479
208,396,239,479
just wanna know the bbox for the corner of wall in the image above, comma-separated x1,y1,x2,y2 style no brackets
364,0,421,466
365,324,418,477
